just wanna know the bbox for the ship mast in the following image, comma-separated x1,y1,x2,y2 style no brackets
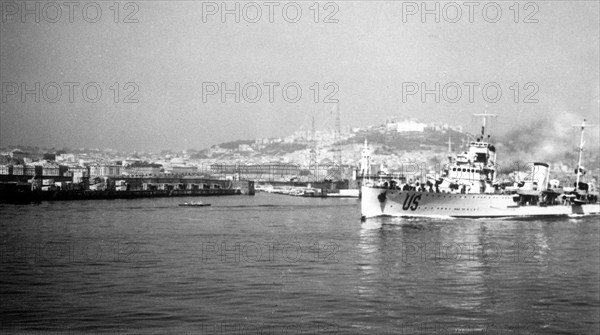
447,136,454,163
473,110,497,139
572,119,587,187
362,139,371,179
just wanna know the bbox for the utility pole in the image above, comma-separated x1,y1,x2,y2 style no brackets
333,103,342,180
309,116,318,182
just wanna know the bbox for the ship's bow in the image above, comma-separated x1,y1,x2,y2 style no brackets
361,185,385,218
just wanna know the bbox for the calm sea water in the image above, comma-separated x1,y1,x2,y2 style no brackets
1,193,599,334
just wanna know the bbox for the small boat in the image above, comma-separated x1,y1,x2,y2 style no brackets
179,201,211,207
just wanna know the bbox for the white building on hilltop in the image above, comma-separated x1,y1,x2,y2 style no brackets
392,119,427,132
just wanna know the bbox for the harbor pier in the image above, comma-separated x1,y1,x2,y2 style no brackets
0,176,254,203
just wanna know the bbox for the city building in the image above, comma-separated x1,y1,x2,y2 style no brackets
89,164,122,177
172,165,198,174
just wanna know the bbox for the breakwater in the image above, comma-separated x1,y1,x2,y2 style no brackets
0,179,254,203
0,189,242,204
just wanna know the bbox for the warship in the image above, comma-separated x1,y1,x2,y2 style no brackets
360,114,600,219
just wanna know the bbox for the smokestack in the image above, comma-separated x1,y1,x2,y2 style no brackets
531,162,549,191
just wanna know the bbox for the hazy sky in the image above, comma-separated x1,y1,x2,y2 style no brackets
1,1,599,151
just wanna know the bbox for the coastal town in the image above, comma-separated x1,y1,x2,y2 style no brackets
1,118,598,201
2,1,599,333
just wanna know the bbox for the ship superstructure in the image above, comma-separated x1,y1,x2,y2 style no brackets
360,115,599,218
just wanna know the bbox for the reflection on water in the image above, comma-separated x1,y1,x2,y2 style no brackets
1,194,598,334
359,216,599,334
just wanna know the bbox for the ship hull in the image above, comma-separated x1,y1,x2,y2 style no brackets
361,186,600,219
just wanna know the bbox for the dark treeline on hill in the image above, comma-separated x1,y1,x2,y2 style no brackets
204,139,308,156
128,161,162,168
261,143,308,155
340,126,599,170
0,155,23,165
3,146,77,154
5,145,45,152
189,152,209,159
341,128,466,152
200,142,308,157
214,140,254,150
